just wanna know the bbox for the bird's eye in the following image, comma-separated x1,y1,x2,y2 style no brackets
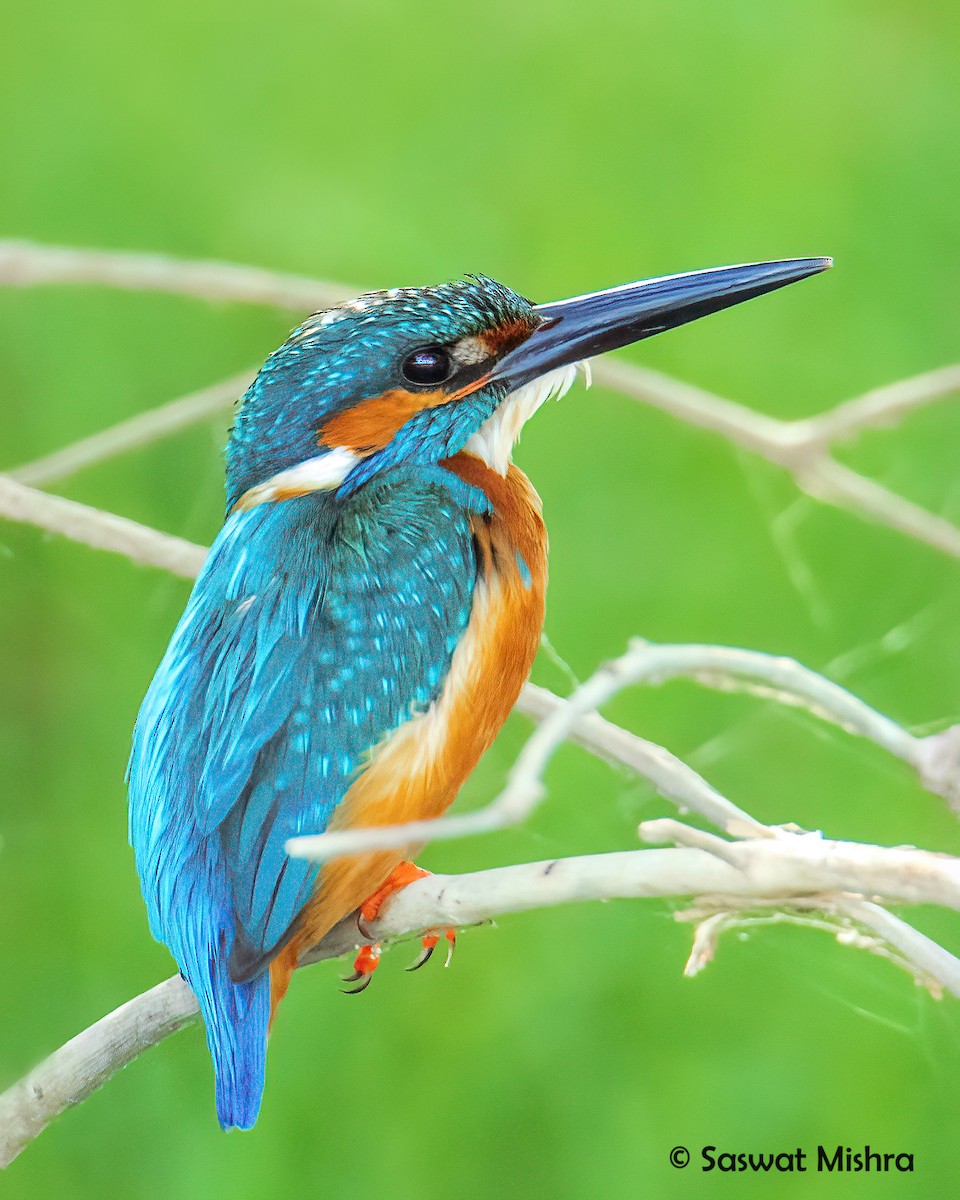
401,346,454,387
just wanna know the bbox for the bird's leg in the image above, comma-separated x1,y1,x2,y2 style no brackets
358,860,433,932
342,862,425,993
349,860,458,983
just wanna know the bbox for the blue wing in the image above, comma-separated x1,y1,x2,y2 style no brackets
127,467,484,1126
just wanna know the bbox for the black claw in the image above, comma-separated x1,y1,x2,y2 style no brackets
407,942,436,972
342,973,374,995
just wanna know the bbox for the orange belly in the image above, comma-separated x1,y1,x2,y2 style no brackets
269,453,548,1007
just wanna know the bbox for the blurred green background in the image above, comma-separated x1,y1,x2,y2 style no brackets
2,2,960,1197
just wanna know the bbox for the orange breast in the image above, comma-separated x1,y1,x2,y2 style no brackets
270,453,547,1003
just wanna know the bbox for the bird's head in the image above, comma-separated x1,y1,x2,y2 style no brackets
225,259,830,511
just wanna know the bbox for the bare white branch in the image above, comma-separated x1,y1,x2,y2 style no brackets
795,363,960,447
0,239,351,311
591,357,960,560
678,900,955,996
288,639,956,864
793,456,960,558
611,641,921,763
915,726,960,814
0,976,199,1170
649,819,960,997
6,839,960,1167
638,819,960,910
838,899,960,999
9,370,255,487
0,475,206,578
589,358,801,461
515,681,766,836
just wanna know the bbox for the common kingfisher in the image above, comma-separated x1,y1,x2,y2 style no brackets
128,258,830,1129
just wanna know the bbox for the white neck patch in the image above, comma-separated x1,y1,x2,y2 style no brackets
464,365,578,475
235,446,358,510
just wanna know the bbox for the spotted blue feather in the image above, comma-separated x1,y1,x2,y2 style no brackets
128,467,486,1128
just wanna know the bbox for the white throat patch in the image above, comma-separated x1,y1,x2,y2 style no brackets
464,364,578,475
235,446,358,510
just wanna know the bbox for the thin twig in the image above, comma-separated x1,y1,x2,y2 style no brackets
0,239,351,311
678,900,956,996
614,640,928,778
514,681,767,836
592,358,960,560
840,899,960,999
0,476,206,578
289,639,955,864
796,363,960,447
8,371,255,487
795,457,960,558
589,359,800,460
915,726,960,814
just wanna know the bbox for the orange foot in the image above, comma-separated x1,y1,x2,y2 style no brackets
343,861,457,994
407,928,457,972
359,860,431,930
342,942,381,995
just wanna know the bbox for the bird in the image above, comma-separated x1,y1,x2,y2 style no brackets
128,256,830,1130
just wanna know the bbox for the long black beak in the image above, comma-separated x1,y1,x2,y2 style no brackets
489,258,831,390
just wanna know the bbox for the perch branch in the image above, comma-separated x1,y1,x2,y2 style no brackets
5,838,960,1167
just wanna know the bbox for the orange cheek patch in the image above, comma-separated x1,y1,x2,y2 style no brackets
318,377,491,455
319,387,450,454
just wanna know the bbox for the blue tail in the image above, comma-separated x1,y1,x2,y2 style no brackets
184,911,271,1130
128,658,274,1129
